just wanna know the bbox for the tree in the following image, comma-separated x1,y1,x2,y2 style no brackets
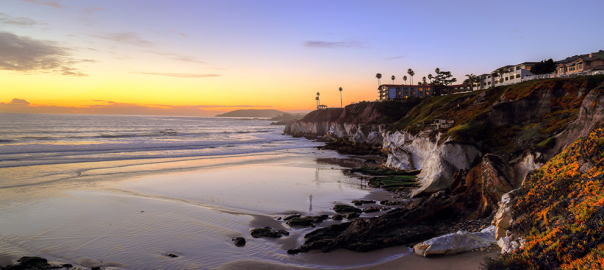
403,75,407,85
531,59,557,75
497,67,507,83
391,75,396,84
465,73,474,91
428,74,434,83
422,76,427,85
407,69,415,85
338,87,343,108
432,68,457,86
376,73,382,86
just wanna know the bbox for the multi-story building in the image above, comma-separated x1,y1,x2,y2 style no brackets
480,62,538,88
378,84,434,100
554,52,604,77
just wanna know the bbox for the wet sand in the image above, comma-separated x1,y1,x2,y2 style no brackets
217,251,496,270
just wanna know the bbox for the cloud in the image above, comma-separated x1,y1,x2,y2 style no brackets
0,99,271,117
5,98,30,105
303,40,368,49
132,72,221,78
0,12,45,27
82,7,103,14
384,56,406,60
144,50,206,64
0,31,94,76
21,0,65,8
91,32,153,47
170,30,187,37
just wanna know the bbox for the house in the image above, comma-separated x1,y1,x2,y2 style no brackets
475,62,539,89
554,51,604,77
378,84,434,100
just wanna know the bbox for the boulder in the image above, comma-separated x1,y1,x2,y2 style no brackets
345,212,360,219
332,214,343,220
286,215,329,227
283,214,301,221
363,207,380,213
413,226,497,256
249,227,289,238
232,237,246,247
333,205,362,213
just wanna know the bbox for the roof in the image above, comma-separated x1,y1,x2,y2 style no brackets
379,84,433,88
448,84,470,88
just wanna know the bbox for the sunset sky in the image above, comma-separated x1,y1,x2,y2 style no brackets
1,0,603,116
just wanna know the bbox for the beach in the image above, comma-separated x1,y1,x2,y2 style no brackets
0,114,494,269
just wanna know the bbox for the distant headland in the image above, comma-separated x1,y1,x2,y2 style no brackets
215,109,285,118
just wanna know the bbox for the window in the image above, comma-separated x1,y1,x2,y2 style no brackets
516,67,521,70
578,62,583,70
516,74,520,78
505,77,509,81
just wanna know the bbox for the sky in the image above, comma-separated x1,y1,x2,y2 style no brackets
1,0,603,116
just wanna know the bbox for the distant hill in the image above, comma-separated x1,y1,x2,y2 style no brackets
215,109,286,118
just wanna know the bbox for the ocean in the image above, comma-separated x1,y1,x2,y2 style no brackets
0,113,409,269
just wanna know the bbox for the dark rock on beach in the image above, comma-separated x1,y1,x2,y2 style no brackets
345,212,360,219
332,214,343,220
286,215,329,227
283,214,301,221
0,256,73,270
166,253,178,258
362,206,380,213
232,237,246,247
249,227,289,238
352,200,375,206
333,205,362,213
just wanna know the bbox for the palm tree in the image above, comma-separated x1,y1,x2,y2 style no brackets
497,68,506,83
403,75,407,85
391,75,395,84
491,71,499,86
407,69,415,85
465,73,474,91
376,73,382,86
338,87,343,108
316,92,320,106
428,74,433,83
422,76,427,85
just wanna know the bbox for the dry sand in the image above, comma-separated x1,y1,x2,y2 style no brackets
216,251,496,270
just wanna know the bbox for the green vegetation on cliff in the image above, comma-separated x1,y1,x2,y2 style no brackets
389,75,604,155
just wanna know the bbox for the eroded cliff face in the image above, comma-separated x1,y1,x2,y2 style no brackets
285,77,604,200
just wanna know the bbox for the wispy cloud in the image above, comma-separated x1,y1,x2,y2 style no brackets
91,32,153,47
0,12,46,27
303,40,368,49
132,72,221,78
384,56,406,60
82,7,103,14
0,99,270,116
170,30,187,37
0,31,95,76
21,0,65,8
144,50,206,64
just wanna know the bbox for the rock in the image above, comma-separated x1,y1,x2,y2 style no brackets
352,200,375,206
286,215,328,227
413,226,497,256
249,227,289,238
166,253,179,258
283,214,301,221
345,212,360,219
380,199,411,206
333,205,362,213
232,237,246,247
332,214,343,220
363,207,380,213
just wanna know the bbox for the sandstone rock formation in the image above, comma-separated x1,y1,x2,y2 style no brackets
413,225,496,256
